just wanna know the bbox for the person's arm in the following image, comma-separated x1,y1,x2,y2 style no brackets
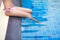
3,0,14,9
3,0,32,18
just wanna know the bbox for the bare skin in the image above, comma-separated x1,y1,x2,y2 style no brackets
3,0,43,24
3,0,32,18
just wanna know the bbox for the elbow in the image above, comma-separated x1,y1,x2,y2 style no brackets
4,10,11,16
5,12,11,16
5,13,9,16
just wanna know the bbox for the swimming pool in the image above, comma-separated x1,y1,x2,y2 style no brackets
21,0,60,40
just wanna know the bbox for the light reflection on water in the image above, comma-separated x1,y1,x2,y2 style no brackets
21,0,60,40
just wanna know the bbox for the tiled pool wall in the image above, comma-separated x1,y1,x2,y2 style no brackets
21,0,60,40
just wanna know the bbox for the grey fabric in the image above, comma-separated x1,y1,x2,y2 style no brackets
5,0,22,40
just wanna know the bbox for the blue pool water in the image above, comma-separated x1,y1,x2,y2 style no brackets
21,0,60,40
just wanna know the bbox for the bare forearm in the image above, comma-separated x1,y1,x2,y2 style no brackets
3,0,14,9
3,0,32,18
